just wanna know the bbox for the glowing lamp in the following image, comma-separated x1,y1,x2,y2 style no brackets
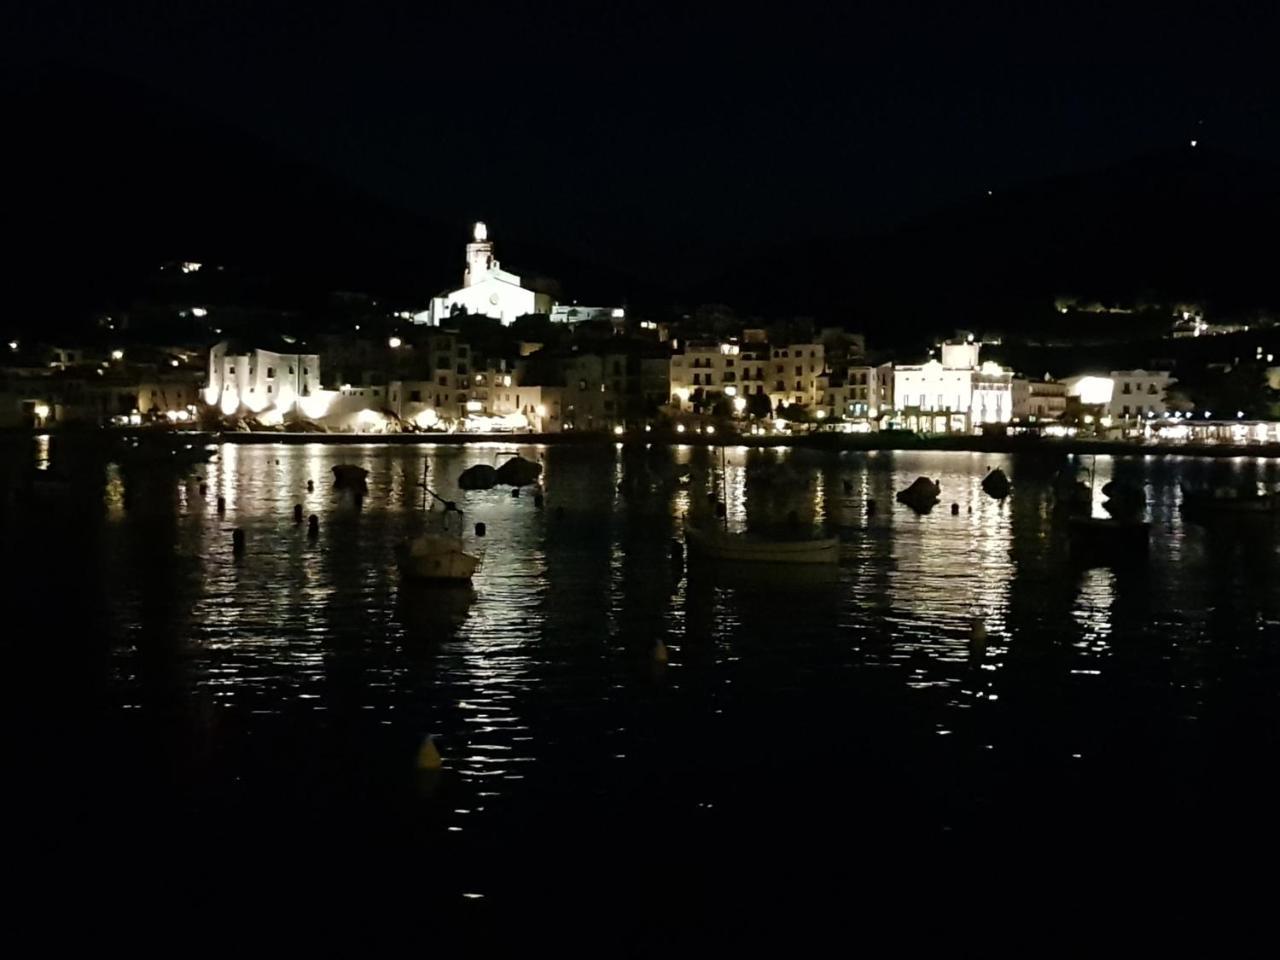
676,424,686,433
613,425,624,436
110,349,124,361
732,397,746,414
33,404,50,420
388,336,402,349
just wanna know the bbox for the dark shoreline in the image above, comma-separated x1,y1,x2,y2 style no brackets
8,427,1280,460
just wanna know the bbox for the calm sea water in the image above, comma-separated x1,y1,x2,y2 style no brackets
5,439,1280,926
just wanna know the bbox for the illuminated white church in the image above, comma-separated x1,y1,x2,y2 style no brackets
424,222,554,326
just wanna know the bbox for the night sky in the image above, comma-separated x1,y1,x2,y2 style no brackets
6,1,1280,283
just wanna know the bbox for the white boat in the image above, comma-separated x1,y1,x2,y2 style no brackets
396,531,480,582
397,471,482,583
684,517,839,564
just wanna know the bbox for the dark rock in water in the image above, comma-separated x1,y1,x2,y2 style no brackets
1101,479,1145,505
458,464,498,490
332,464,369,495
981,467,1011,499
897,476,941,513
495,456,543,487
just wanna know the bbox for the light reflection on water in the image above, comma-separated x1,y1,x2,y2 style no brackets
8,439,1280,886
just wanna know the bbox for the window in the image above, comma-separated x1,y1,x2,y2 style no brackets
289,366,294,374
810,351,816,358
795,366,803,376
457,364,467,375
228,366,235,375
409,390,422,402
775,381,785,391
795,380,802,391
775,365,784,374
725,358,734,367
1122,405,1130,415
438,376,447,386
1122,382,1132,394
267,385,273,394
1148,384,1158,395
437,356,451,370
266,367,275,378
781,350,789,358
303,367,309,376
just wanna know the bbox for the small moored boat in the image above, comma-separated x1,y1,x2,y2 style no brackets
683,516,839,565
397,468,482,584
1180,483,1280,516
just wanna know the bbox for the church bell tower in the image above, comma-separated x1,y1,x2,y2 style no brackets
464,221,497,287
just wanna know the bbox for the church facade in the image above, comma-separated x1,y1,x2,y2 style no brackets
424,222,554,326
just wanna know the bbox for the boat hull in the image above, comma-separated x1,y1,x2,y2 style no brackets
396,535,479,582
684,522,839,564
397,550,479,582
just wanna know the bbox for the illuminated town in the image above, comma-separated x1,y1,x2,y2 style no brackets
4,221,1277,449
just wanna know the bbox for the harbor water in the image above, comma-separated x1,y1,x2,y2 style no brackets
5,440,1280,925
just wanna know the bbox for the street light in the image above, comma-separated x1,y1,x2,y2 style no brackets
388,336,402,349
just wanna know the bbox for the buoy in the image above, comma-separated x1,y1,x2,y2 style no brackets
216,496,226,515
307,479,314,493
308,514,319,539
511,487,520,498
652,639,669,664
475,522,486,537
951,503,960,515
534,492,544,509
293,503,303,523
199,482,208,497
232,529,246,555
416,735,443,770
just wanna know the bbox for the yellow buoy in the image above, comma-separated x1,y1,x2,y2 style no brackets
652,639,669,664
417,735,443,770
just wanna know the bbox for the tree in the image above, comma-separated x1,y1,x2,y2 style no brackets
746,391,773,419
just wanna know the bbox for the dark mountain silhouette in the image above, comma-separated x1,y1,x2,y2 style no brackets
706,146,1280,348
4,65,662,328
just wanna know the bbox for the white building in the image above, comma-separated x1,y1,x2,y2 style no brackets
204,341,324,419
1064,370,1175,420
550,305,625,325
766,343,825,409
670,341,743,410
893,340,1013,432
819,363,892,421
426,222,554,326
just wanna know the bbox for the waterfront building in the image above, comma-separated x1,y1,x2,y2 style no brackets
670,340,741,411
204,340,322,417
819,363,891,422
426,222,555,326
893,340,1013,433
1064,369,1175,421
766,342,825,410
